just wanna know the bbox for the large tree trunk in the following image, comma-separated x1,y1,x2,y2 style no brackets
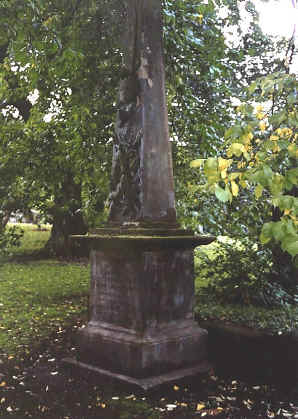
46,174,88,258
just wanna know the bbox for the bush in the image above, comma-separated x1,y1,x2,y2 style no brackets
195,238,296,307
0,225,24,256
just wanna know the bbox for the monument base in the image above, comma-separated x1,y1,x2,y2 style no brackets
74,320,208,378
69,230,214,388
62,357,211,391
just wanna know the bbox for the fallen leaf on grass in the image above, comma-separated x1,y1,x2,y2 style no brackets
166,404,177,411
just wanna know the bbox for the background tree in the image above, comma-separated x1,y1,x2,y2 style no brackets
0,0,292,257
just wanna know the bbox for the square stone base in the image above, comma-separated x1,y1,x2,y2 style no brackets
62,357,211,391
69,233,213,385
75,321,208,378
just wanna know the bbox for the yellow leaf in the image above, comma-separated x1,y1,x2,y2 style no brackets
218,157,232,171
242,132,253,144
255,184,263,199
270,135,278,142
197,14,203,24
256,104,263,112
284,209,291,216
259,121,267,131
190,159,204,168
281,128,292,137
221,169,227,179
288,144,298,158
256,112,265,120
0,382,6,387
237,161,246,169
239,180,248,188
196,403,205,411
231,181,239,197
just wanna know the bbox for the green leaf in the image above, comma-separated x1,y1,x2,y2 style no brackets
281,237,298,258
215,184,231,203
271,221,285,242
204,158,219,183
260,222,274,244
227,143,245,157
287,168,298,185
225,125,242,140
248,80,258,94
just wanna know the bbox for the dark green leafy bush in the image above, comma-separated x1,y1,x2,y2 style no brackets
195,238,296,307
0,225,24,256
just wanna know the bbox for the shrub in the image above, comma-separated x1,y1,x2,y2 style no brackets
195,238,296,307
0,225,24,256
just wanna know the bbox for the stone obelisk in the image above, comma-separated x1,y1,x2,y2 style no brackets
65,0,214,390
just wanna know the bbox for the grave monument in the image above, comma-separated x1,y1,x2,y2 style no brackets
64,0,214,390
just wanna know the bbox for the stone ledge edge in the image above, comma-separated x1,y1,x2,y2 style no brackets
62,357,212,391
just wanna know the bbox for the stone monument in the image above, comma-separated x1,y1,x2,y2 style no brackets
64,0,214,390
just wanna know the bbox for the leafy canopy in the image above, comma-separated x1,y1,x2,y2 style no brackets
192,72,298,258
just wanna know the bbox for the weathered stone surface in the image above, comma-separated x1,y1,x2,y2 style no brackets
108,0,176,226
74,234,211,378
73,230,215,252
201,320,298,386
76,321,208,378
63,358,211,391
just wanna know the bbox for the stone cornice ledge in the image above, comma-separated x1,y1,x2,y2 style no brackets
71,231,216,251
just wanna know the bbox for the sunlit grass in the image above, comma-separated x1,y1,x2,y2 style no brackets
5,223,51,258
0,224,89,357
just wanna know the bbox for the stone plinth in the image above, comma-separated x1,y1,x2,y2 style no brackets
63,1,216,389
66,229,214,387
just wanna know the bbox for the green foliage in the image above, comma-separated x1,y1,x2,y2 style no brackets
192,72,298,258
195,299,298,335
0,0,293,258
195,238,297,307
0,225,23,256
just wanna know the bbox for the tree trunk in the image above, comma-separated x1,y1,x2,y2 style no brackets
46,174,88,258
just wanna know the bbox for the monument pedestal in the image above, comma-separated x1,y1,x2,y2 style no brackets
62,0,215,391
65,229,214,389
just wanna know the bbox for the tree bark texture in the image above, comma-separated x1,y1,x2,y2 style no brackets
46,173,88,257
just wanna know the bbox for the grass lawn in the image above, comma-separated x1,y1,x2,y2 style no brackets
1,225,297,359
0,224,89,358
0,225,298,418
6,223,51,258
